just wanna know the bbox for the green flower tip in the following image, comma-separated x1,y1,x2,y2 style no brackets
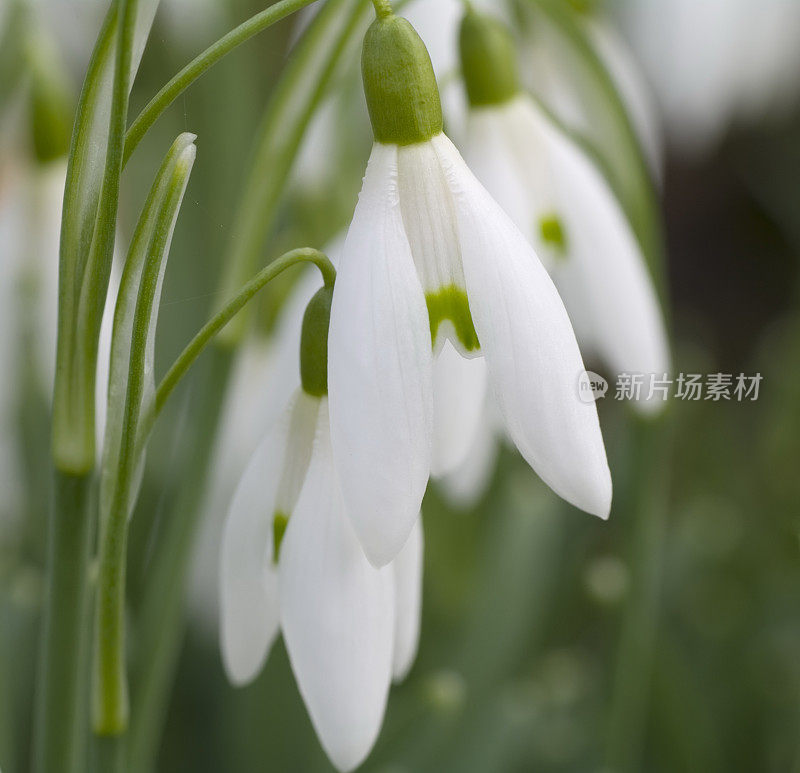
459,8,521,108
300,285,333,397
272,511,289,564
362,14,443,145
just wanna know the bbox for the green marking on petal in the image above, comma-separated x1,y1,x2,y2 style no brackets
425,286,480,352
272,511,289,564
539,213,568,256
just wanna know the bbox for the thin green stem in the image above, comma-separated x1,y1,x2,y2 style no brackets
154,248,333,418
122,0,319,167
371,0,393,19
32,471,94,773
605,413,673,772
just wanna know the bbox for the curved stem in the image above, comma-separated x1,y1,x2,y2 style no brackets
154,248,333,417
122,0,319,166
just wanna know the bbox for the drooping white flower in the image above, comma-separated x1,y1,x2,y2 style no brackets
459,10,670,414
191,242,343,628
328,12,611,568
220,283,424,772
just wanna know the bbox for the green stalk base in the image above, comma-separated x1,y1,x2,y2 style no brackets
33,470,94,773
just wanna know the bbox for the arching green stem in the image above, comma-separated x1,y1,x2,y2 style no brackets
122,0,320,166
153,248,333,419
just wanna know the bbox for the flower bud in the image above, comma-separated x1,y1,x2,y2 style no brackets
300,286,333,397
459,9,521,108
362,14,443,145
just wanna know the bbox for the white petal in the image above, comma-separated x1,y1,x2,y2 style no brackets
523,98,671,413
219,392,318,685
392,517,424,683
432,134,612,519
280,401,393,772
438,400,500,509
464,108,541,249
397,141,466,303
328,143,433,567
431,341,487,477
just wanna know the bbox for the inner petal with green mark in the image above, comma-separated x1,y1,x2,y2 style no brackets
426,285,480,354
539,212,568,258
272,511,288,564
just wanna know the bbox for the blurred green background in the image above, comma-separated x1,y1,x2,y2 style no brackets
1,1,799,771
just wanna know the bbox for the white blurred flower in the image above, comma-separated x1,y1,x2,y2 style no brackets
619,0,800,152
190,249,339,628
329,132,612,568
216,244,423,770
220,388,423,771
464,94,671,413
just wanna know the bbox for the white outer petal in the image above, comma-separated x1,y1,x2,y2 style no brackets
432,134,612,519
219,392,315,686
280,401,393,772
463,109,539,249
438,399,500,510
522,98,671,414
392,517,424,683
431,341,487,477
329,143,433,567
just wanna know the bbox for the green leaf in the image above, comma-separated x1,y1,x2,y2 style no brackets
99,132,197,530
52,0,161,473
93,133,196,735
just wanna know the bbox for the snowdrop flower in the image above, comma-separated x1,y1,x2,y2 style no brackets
220,281,423,772
459,8,670,414
328,8,611,568
192,240,343,628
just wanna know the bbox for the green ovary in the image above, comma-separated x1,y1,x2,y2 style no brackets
539,213,568,257
272,511,289,564
426,286,480,353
